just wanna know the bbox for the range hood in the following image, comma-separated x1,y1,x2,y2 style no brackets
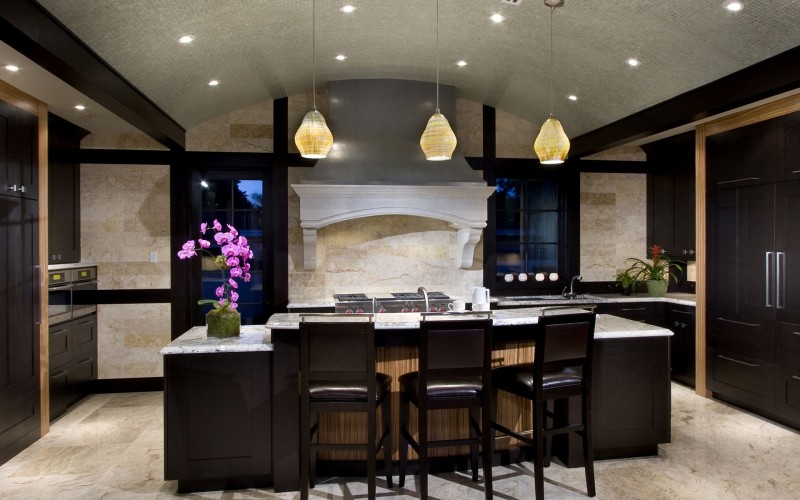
292,80,495,270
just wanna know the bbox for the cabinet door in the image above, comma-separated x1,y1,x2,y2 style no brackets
673,161,696,259
0,101,38,199
667,307,695,387
778,111,800,182
707,347,776,413
648,172,675,254
707,119,775,189
775,181,800,324
738,184,776,321
707,189,739,314
0,196,40,456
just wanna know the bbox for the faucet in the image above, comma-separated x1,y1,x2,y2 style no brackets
562,275,583,299
418,286,430,313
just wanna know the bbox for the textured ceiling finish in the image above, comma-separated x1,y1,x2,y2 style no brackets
35,0,800,136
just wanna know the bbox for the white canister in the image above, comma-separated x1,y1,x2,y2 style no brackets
471,286,490,305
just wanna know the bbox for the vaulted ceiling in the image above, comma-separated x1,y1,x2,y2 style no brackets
4,0,800,151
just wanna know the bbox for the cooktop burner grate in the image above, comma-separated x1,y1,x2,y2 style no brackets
334,293,370,301
390,292,449,300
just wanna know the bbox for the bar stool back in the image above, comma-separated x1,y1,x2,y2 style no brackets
491,311,597,499
299,314,392,500
398,314,493,499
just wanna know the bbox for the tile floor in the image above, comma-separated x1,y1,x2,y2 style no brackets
0,384,798,499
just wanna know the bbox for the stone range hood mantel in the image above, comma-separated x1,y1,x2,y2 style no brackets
292,183,496,270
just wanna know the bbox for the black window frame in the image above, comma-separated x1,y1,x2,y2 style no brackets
485,161,580,294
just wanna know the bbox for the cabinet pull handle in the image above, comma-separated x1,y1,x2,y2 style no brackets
51,328,69,336
75,358,93,365
717,354,759,367
717,177,760,185
792,331,800,336
621,307,646,311
672,310,693,316
777,252,786,309
716,317,760,327
793,375,800,381
51,370,68,378
766,252,774,307
792,170,800,174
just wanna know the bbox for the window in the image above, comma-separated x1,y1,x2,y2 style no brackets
197,176,267,324
490,166,578,291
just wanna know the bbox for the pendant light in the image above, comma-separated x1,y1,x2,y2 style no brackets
534,0,570,165
295,0,333,159
420,0,457,161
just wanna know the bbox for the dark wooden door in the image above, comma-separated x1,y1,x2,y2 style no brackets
775,181,800,324
672,160,696,259
778,111,800,182
738,184,776,321
706,119,775,189
0,101,38,200
0,195,40,464
707,188,739,315
48,114,87,264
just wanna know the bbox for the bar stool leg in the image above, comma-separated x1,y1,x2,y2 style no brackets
534,397,545,500
469,407,479,482
382,394,393,487
398,394,410,487
310,412,319,487
418,402,428,499
481,397,493,500
368,403,377,499
582,389,596,497
300,399,310,500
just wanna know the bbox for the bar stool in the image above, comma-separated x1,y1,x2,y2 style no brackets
398,314,493,499
299,314,392,500
491,311,597,499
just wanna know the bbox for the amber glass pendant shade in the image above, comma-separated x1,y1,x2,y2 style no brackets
420,111,457,161
534,115,570,164
295,109,333,159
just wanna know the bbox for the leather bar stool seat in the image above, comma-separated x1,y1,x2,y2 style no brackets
399,373,483,401
310,373,392,402
492,363,582,393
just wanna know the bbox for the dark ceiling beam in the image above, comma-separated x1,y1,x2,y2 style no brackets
570,45,800,158
0,0,185,150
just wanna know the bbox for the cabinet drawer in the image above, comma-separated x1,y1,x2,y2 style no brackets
777,323,800,369
599,302,661,324
72,316,97,358
707,348,775,411
71,356,96,388
775,366,800,426
708,315,775,362
49,368,72,420
48,324,72,368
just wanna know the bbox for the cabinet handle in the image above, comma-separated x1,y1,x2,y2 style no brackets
50,370,68,378
717,177,760,185
672,310,693,316
681,322,687,328
75,358,94,365
792,170,800,174
792,331,800,336
793,375,800,381
621,307,646,311
716,317,760,327
777,252,786,309
674,321,681,327
766,252,774,308
51,328,69,336
717,354,759,368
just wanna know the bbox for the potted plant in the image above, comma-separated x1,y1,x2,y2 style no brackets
614,269,637,296
177,220,253,337
622,244,684,297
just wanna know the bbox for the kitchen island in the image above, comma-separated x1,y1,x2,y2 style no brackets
267,308,673,492
162,309,672,493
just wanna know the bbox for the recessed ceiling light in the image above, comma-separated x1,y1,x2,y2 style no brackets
208,80,220,86
178,34,195,44
4,64,19,72
74,105,86,111
567,94,578,101
200,180,209,188
490,13,505,23
626,57,641,67
340,5,356,13
335,54,347,61
723,0,744,12
456,60,468,67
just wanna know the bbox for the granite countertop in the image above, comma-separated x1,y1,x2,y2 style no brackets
287,292,696,310
268,307,672,340
160,325,272,355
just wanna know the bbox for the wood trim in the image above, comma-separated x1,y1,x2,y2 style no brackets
0,80,39,116
38,102,49,434
703,92,800,137
694,124,709,397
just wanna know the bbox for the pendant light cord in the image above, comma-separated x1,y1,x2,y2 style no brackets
549,5,554,117
312,0,317,110
435,0,440,114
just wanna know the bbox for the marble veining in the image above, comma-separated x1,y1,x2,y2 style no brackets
160,325,272,355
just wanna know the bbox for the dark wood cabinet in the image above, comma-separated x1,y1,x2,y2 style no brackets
48,314,97,420
164,351,272,493
596,302,663,325
0,100,38,200
706,110,800,430
0,195,40,465
645,132,696,260
48,114,88,264
666,305,695,387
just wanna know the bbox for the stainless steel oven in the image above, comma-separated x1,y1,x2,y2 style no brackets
48,267,97,325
